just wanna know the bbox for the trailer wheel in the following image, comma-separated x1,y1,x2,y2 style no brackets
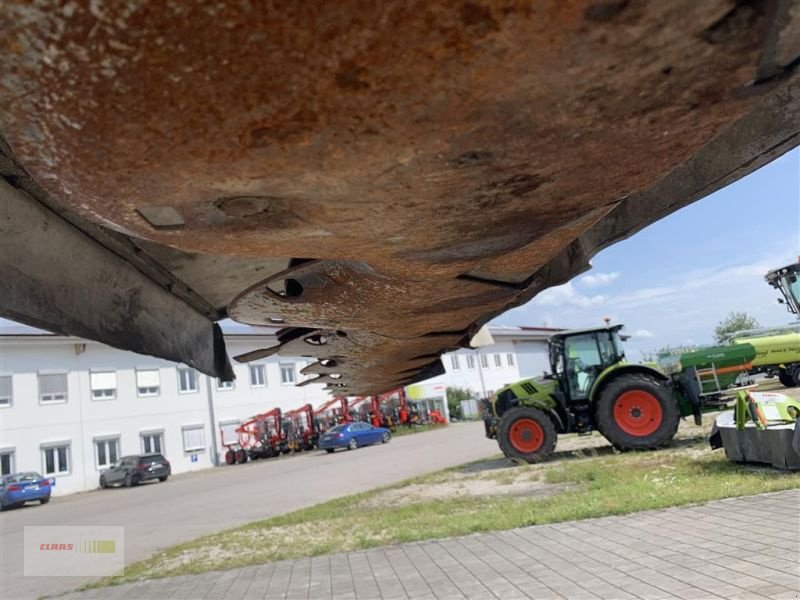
595,374,680,451
235,449,248,464
778,366,799,388
497,406,557,463
224,450,236,465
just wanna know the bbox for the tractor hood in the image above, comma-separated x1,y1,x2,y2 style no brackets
1,1,799,394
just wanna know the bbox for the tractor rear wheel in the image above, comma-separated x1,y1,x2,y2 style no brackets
595,374,680,451
497,406,557,463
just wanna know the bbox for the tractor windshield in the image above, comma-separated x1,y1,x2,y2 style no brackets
766,263,800,317
563,330,623,401
779,271,800,315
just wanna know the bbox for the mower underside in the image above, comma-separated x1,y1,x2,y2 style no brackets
1,1,799,394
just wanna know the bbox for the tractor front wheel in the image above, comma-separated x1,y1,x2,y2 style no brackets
595,374,680,451
497,406,557,463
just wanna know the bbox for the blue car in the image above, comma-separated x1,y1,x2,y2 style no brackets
318,421,391,453
0,472,52,510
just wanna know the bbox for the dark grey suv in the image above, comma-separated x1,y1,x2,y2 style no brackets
99,454,171,488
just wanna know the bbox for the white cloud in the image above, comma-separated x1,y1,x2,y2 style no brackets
532,282,606,309
632,329,655,338
496,245,797,354
579,272,619,288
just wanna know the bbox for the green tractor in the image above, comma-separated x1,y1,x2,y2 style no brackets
489,325,690,462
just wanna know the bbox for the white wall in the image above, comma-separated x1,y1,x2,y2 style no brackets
434,340,523,398
0,335,330,496
513,340,551,379
0,330,548,496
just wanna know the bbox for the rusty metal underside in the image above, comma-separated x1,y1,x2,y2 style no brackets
1,1,799,394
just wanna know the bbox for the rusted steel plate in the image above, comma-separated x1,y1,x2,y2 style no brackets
1,0,799,393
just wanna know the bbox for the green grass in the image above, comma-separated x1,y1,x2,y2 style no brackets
86,444,800,589
389,423,445,437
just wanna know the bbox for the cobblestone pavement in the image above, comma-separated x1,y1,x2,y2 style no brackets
59,489,800,600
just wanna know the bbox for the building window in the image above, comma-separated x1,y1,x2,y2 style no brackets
249,364,266,387
39,373,68,404
95,438,119,469
466,354,476,370
141,432,164,454
494,354,503,368
450,355,460,371
0,375,11,407
216,378,234,391
219,420,241,446
506,353,515,367
479,354,489,369
90,371,117,400
178,368,198,393
280,364,296,385
0,450,14,476
136,369,160,397
42,444,70,475
182,425,205,452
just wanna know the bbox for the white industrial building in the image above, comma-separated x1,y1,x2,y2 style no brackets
0,321,558,496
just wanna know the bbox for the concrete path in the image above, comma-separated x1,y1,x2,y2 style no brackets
0,422,498,600
59,489,800,600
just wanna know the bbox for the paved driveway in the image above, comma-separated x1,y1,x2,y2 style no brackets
0,422,497,599
59,489,800,600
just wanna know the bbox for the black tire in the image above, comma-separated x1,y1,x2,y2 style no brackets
224,449,236,465
348,438,358,451
99,476,107,489
325,448,335,454
124,473,133,488
779,366,800,388
40,497,50,504
381,432,391,444
595,373,680,451
158,475,168,482
497,406,557,463
778,369,797,387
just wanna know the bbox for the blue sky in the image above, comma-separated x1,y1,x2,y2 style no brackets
494,148,800,360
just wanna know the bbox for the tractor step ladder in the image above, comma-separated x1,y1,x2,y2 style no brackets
694,362,756,397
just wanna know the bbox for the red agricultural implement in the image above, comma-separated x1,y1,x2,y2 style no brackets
314,396,350,433
284,403,318,452
222,407,287,464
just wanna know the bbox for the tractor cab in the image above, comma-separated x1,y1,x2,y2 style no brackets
548,325,626,403
766,262,800,317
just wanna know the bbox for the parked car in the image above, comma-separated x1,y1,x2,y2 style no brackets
318,421,391,453
0,472,51,510
99,453,171,488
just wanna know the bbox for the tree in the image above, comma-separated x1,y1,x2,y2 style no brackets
446,386,474,420
714,311,760,344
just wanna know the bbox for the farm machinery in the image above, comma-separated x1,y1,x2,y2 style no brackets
223,407,287,464
708,260,800,469
284,404,319,452
487,323,799,463
313,396,350,433
489,261,800,466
